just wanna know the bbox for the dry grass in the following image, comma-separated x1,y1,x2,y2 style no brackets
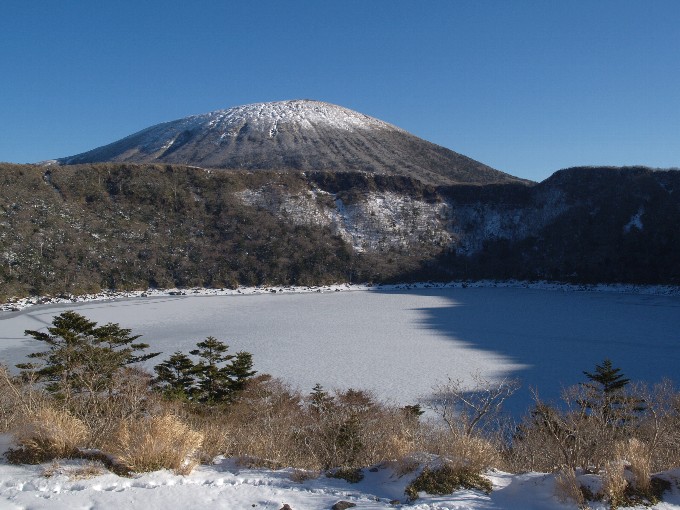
0,365,47,433
617,438,652,494
185,416,231,463
388,455,422,477
554,467,587,508
70,367,159,447
422,427,500,473
40,460,62,478
106,413,203,475
41,460,107,479
68,461,107,479
289,468,320,483
601,460,628,509
7,406,89,464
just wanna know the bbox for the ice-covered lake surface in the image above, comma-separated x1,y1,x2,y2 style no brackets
2,286,679,415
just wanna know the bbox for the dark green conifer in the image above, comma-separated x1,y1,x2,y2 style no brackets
309,383,334,413
580,358,641,425
583,359,630,394
153,351,196,400
190,336,234,403
19,311,158,400
226,351,257,393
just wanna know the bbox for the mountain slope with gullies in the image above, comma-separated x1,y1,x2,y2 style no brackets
1,163,679,302
54,100,522,186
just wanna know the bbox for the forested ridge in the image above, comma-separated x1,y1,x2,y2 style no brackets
1,163,679,301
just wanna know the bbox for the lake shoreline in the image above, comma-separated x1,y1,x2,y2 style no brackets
2,279,679,313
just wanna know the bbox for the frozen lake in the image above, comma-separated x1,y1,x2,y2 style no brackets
1,287,679,415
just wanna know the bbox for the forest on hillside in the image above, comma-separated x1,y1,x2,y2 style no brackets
1,163,679,302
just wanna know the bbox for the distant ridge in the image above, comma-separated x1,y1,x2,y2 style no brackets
55,99,524,186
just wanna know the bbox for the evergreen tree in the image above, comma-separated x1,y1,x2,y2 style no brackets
309,383,334,413
153,351,195,400
190,336,234,403
18,311,159,400
153,337,256,404
579,359,640,425
226,351,257,393
583,359,630,394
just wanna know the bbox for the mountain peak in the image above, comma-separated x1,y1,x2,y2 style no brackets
193,99,405,136
56,100,523,185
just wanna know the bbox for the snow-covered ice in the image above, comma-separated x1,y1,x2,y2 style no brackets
2,283,679,414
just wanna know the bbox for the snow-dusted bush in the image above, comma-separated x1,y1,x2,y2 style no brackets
404,461,492,501
107,413,203,475
7,406,89,464
554,468,586,508
601,460,627,509
617,438,652,494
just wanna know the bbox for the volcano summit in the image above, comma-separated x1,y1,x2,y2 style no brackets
55,100,521,185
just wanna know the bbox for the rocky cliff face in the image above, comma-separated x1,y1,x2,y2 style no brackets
234,180,565,256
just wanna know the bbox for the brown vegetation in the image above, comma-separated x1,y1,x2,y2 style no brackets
2,163,679,304
2,346,680,505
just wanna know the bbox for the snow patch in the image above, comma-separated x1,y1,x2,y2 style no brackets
624,206,645,232
0,457,678,509
237,187,451,252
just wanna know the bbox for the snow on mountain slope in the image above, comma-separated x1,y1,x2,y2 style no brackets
237,186,452,252
235,183,565,255
55,100,521,185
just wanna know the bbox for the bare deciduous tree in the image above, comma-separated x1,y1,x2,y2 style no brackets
427,373,520,437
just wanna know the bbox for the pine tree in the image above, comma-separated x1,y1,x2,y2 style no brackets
19,311,159,400
226,351,257,394
153,337,256,404
309,383,334,413
583,359,630,394
153,351,196,400
190,336,234,403
580,359,640,425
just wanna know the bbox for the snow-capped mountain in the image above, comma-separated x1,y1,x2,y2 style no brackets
55,100,520,185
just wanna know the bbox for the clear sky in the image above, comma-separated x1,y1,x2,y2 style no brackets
1,1,679,182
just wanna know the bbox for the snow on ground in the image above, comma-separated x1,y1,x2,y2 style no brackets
2,282,680,414
1,451,680,509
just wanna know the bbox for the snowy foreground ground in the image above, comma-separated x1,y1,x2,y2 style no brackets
1,447,680,509
2,282,680,509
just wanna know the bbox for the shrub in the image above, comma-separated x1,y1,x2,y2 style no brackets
7,406,89,464
554,468,586,508
289,468,320,483
107,413,203,474
427,374,519,437
449,433,500,473
0,365,47,433
327,467,364,483
601,460,627,509
71,367,158,447
405,462,492,501
223,375,306,467
617,438,651,494
67,461,107,480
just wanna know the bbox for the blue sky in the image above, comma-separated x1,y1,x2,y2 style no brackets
1,1,679,181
